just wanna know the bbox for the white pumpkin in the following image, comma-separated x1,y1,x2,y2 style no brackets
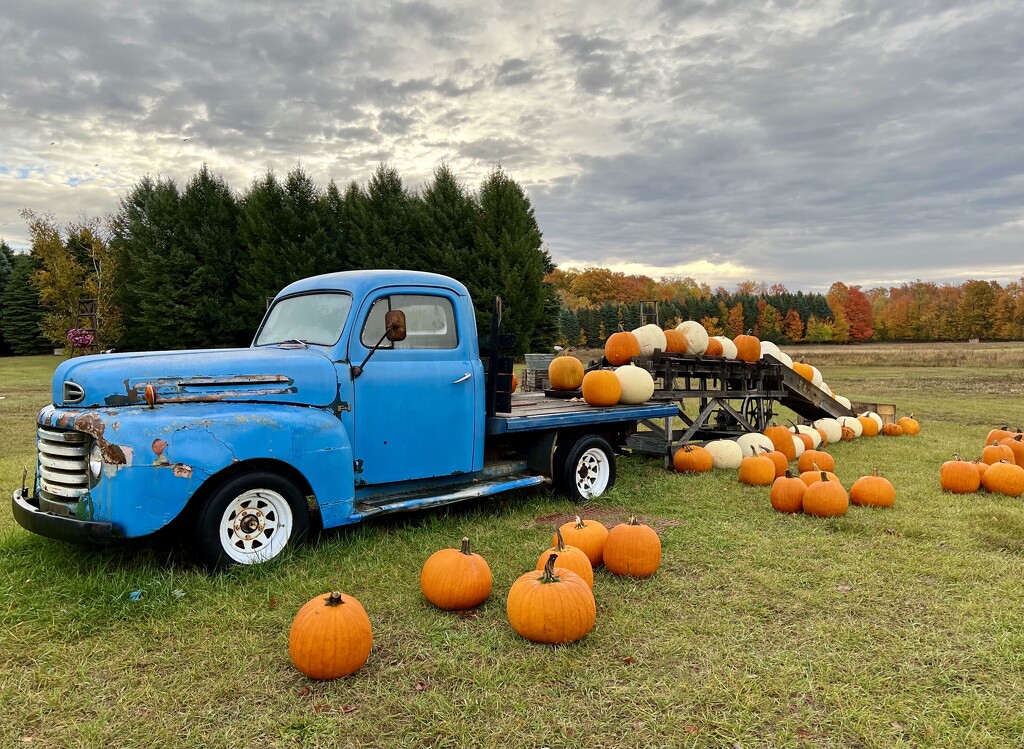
711,336,738,359
838,415,863,438
615,364,655,404
675,320,709,355
737,432,776,457
772,349,794,368
810,366,823,388
790,424,822,449
834,394,852,410
791,435,805,459
759,341,782,360
860,411,884,431
813,418,843,445
632,324,668,359
818,381,833,396
704,439,742,469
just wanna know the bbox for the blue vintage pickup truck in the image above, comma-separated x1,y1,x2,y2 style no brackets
12,270,676,566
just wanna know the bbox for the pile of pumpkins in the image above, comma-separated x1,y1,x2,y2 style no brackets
288,516,662,680
549,320,857,409
940,427,1024,497
673,419,905,517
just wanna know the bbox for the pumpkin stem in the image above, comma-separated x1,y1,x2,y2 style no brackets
819,471,828,482
459,537,472,556
784,468,796,478
627,515,640,526
952,453,961,461
574,515,585,530
540,553,561,583
324,591,345,607
554,527,566,552
871,468,880,477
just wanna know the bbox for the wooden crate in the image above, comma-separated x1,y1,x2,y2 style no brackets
849,402,897,424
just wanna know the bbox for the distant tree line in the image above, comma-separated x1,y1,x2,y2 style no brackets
0,163,557,355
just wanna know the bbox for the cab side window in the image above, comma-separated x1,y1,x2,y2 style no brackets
360,294,458,350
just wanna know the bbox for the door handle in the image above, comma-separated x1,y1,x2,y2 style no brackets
452,373,472,384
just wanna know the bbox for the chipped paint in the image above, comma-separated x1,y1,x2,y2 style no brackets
172,463,193,479
152,438,168,455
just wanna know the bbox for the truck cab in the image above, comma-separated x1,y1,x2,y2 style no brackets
13,270,676,567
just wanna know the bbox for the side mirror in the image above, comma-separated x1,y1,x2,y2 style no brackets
385,310,407,342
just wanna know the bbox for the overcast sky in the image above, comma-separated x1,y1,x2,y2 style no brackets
2,0,1022,290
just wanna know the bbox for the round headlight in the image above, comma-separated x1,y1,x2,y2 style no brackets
89,442,103,478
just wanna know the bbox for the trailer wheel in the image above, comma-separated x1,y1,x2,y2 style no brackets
555,435,616,502
196,471,310,568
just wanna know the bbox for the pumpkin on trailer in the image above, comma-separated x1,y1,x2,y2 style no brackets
770,470,807,513
673,444,714,473
850,469,895,508
981,461,1024,497
614,364,655,405
511,373,518,393
507,554,596,644
798,449,835,474
759,446,789,478
548,354,584,391
420,537,493,611
793,361,815,382
802,473,849,518
764,424,797,461
834,394,853,410
998,435,1024,466
981,441,1014,465
897,414,920,435
940,455,981,494
857,415,879,437
705,439,743,469
710,335,737,359
663,329,688,354
675,320,709,355
556,516,609,567
733,332,761,362
289,591,373,680
739,453,776,486
581,369,621,407
704,337,725,356
604,331,641,365
603,516,662,578
537,529,594,588
632,324,668,359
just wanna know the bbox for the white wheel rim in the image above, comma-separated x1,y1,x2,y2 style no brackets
575,447,610,498
218,488,293,564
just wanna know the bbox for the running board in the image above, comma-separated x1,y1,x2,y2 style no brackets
351,474,548,520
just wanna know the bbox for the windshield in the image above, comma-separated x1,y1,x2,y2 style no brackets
255,292,352,347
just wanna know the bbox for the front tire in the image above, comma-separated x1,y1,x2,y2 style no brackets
196,471,310,568
554,435,617,502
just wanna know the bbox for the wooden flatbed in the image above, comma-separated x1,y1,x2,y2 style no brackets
485,393,679,435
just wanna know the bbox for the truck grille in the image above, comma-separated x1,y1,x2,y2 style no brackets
37,427,91,512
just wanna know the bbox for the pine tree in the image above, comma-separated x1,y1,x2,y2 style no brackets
417,163,478,282
349,164,421,270
1,254,49,355
0,240,14,354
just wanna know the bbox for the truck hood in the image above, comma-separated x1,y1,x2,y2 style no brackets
52,347,341,409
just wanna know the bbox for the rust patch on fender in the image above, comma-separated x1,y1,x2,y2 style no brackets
73,413,105,441
172,463,193,479
102,443,127,465
152,439,168,456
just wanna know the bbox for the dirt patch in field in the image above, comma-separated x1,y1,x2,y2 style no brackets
533,507,686,532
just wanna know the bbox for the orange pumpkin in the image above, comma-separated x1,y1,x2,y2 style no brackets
800,468,839,486
793,361,815,382
802,473,849,518
816,428,829,447
704,337,724,356
511,373,518,393
738,454,776,486
420,537,493,611
289,591,373,680
897,414,920,436
841,425,856,441
764,424,796,461
604,331,641,366
798,450,835,474
581,369,621,406
981,460,1024,497
998,435,1024,465
662,329,688,354
770,470,806,513
982,441,1015,465
555,516,609,567
850,469,895,508
881,423,904,437
548,355,584,391
986,426,1017,445
759,447,789,478
857,416,879,437
940,455,981,494
733,333,761,362
795,432,814,451
507,554,596,644
603,516,661,578
974,459,989,485
537,529,594,588
673,444,714,473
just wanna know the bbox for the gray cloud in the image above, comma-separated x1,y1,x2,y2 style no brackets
1,0,1022,291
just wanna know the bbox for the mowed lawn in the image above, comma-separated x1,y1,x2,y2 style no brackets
1,350,1023,748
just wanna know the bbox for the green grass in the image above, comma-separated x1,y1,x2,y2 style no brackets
2,354,1024,748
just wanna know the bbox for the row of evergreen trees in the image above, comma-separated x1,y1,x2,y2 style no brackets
0,163,559,355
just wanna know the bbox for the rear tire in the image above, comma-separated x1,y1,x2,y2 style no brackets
554,435,616,502
195,471,310,569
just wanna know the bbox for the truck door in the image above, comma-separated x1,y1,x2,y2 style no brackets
349,290,482,486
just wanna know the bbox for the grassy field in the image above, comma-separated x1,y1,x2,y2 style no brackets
2,350,1023,748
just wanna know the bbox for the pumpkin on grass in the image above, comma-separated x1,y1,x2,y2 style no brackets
549,355,584,391
289,591,373,680
603,516,661,578
897,414,920,435
556,516,609,567
737,432,776,457
800,466,839,486
857,416,879,437
940,455,981,494
974,459,989,485
759,446,789,478
673,444,714,473
881,423,904,437
985,426,1018,445
981,460,1024,497
604,331,641,365
850,469,895,508
537,529,594,588
841,425,856,441
982,441,1015,465
998,435,1024,465
581,369,621,407
770,470,806,513
798,449,835,474
705,439,742,469
507,554,596,644
739,453,776,486
802,473,849,518
764,424,797,461
420,537,493,611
